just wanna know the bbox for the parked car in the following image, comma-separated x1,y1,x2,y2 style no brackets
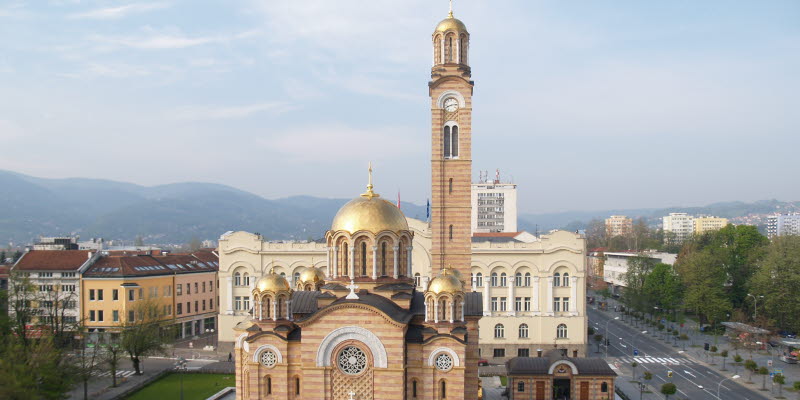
778,330,797,339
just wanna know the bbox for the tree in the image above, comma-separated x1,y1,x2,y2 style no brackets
69,331,104,400
773,374,785,398
793,381,800,400
641,371,653,400
720,350,729,371
744,360,757,383
586,219,609,249
660,383,677,400
103,338,125,388
733,354,743,375
758,366,769,391
676,250,731,326
120,300,173,375
594,334,604,353
188,237,202,252
623,255,657,314
588,327,595,336
631,361,638,381
710,346,718,365
749,236,800,333
641,263,683,319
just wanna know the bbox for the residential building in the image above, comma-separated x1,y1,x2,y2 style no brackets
32,237,79,250
602,251,677,295
767,213,800,238
472,173,518,233
605,215,632,237
694,216,728,235
662,213,694,243
506,353,616,400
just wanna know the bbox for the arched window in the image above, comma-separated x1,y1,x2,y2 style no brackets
448,225,453,240
448,178,453,194
243,272,250,286
412,379,418,398
293,272,300,285
361,242,367,276
601,382,609,393
515,272,522,286
524,272,531,287
519,323,529,338
264,297,271,319
562,272,570,287
451,125,458,157
443,125,451,158
234,272,241,286
460,35,467,64
517,381,525,392
266,376,272,394
557,324,568,338
475,272,483,287
440,379,447,399
414,273,421,287
500,273,507,287
434,35,442,65
494,324,505,338
342,243,348,274
490,272,498,287
295,376,300,395
553,272,561,287
445,35,453,62
438,298,447,320
277,297,284,319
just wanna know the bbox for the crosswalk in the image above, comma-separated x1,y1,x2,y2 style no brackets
92,370,137,378
617,356,698,366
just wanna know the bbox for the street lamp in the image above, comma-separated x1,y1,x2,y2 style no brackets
747,294,764,320
175,357,187,400
205,328,215,348
717,375,740,399
605,317,619,358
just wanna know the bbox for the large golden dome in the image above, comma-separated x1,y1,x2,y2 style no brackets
427,270,464,295
299,267,325,283
254,272,291,293
435,15,468,33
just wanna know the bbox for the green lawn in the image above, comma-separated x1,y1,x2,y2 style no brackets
126,373,234,400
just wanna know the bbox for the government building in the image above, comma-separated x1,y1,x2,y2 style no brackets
227,8,587,399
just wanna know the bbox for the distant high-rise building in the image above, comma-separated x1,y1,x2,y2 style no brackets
694,216,728,235
662,213,695,243
605,215,632,237
471,170,517,233
767,213,800,238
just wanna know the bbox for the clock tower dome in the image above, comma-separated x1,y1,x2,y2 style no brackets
429,5,474,289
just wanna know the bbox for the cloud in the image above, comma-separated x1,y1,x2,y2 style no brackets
261,123,422,162
68,3,169,20
171,102,295,121
0,119,25,140
90,29,260,50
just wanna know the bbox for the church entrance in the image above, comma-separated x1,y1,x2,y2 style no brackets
552,379,571,400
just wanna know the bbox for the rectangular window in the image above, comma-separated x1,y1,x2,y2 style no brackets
164,285,171,297
98,289,104,301
195,301,199,313
194,282,198,293
563,297,570,312
500,297,507,312
63,285,76,292
554,297,561,312
128,310,135,322
167,305,172,315
491,297,498,312
128,289,135,301
98,310,104,322
187,284,191,295
112,289,119,301
177,284,183,296
113,310,119,322
64,300,76,309
177,303,183,315
89,310,96,322
493,348,505,358
138,288,143,300
243,298,250,311
210,280,214,291
187,302,191,313
515,297,522,312
202,300,206,311
210,298,214,309
202,282,206,292
518,348,530,357
524,297,531,312
234,296,242,311
89,289,95,301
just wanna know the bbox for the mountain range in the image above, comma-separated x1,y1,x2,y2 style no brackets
1,170,796,245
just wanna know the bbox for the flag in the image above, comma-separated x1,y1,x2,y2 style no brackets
426,199,430,220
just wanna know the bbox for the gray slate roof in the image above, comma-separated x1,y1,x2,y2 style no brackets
506,356,616,376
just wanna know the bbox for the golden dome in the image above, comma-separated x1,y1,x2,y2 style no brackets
299,267,325,283
330,163,408,234
435,15,468,33
254,272,291,293
427,270,464,295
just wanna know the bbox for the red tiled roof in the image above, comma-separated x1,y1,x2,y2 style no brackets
472,232,520,237
14,250,92,271
0,265,9,276
83,253,217,278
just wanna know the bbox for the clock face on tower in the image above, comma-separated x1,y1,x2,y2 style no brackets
443,97,459,112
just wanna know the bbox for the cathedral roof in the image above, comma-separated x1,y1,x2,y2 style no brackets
291,291,322,314
435,15,468,33
329,164,409,234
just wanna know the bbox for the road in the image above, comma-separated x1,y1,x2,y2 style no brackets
589,307,771,400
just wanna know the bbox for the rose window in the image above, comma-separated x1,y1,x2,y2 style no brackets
435,353,453,371
337,346,367,375
260,350,277,368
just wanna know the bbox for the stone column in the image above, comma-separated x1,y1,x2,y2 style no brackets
533,276,540,313
449,301,455,323
508,278,516,316
434,300,439,323
460,301,465,321
570,276,579,316
287,300,292,321
226,277,234,315
372,246,378,279
392,246,399,279
471,274,477,291
546,276,554,315
483,280,491,316
425,300,429,322
332,247,339,279
257,300,262,320
272,299,277,322
349,245,355,280
406,246,413,277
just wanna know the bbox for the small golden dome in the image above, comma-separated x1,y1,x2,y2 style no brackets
435,16,468,33
254,272,291,293
299,267,325,283
427,270,464,295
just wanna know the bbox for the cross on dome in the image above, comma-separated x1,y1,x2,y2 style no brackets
449,0,454,18
346,280,360,300
361,162,379,200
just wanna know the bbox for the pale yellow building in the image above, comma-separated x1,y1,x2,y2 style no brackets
694,216,728,235
604,215,632,237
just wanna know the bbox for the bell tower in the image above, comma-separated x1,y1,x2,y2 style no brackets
429,4,473,290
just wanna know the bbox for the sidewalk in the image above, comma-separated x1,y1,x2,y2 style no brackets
590,290,800,398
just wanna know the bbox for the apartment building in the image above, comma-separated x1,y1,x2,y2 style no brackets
604,215,632,237
694,216,728,235
767,213,800,238
471,178,518,234
602,251,677,295
662,213,695,243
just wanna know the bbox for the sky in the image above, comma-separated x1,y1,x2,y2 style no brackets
1,0,798,214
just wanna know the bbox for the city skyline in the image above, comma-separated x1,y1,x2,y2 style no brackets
1,0,798,213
